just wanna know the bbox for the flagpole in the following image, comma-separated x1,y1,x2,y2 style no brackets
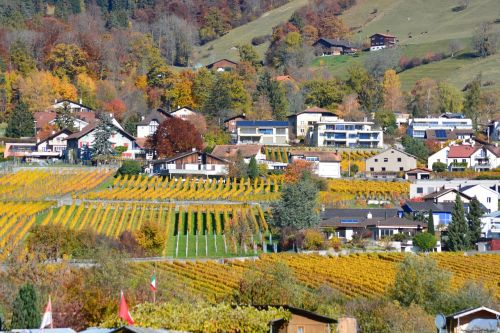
153,266,156,304
49,295,53,329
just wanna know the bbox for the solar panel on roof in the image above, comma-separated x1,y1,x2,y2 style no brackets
435,129,447,139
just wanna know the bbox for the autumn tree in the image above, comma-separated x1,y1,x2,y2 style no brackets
206,72,250,120
408,78,439,117
472,22,498,57
147,117,203,158
302,78,348,109
9,40,36,76
463,78,481,130
382,69,403,112
318,14,350,40
199,8,231,43
284,159,314,182
192,68,215,110
256,71,288,120
46,43,89,80
337,94,364,121
238,44,260,67
437,82,463,114
480,91,498,123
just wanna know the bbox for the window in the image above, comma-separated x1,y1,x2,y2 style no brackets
397,158,402,162
374,159,378,162
382,167,386,171
462,159,466,163
297,327,304,333
384,158,388,162
487,197,491,203
258,128,273,135
276,128,287,135
417,187,423,194
399,167,404,171
370,167,374,171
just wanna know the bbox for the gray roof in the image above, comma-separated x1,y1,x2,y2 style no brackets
403,201,456,212
320,216,425,228
313,38,353,48
321,208,399,220
137,109,171,126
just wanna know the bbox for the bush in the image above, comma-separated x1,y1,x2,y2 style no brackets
302,229,325,250
413,232,437,251
392,233,408,242
134,221,167,256
432,161,447,172
329,236,342,251
117,160,142,176
252,35,270,46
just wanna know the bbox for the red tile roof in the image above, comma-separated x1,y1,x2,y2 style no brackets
447,145,480,158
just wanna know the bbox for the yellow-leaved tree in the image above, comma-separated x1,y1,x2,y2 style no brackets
382,69,403,112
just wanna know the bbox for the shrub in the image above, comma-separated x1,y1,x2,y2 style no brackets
329,236,342,251
117,160,142,176
413,232,437,251
432,161,447,172
134,221,167,255
392,233,408,242
252,35,270,46
302,229,325,250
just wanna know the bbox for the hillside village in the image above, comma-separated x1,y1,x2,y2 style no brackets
0,0,499,332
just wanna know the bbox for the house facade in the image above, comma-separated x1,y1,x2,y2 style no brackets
49,99,93,113
405,168,432,180
445,306,500,333
481,211,500,238
287,107,338,140
269,306,336,333
311,119,383,148
236,120,289,145
365,148,417,174
211,144,265,162
223,114,246,134
289,150,341,178
461,184,499,213
206,59,238,72
407,117,472,139
312,38,356,56
136,109,171,139
369,33,396,51
151,151,229,177
410,179,500,198
428,144,500,171
487,118,499,141
169,107,198,119
36,129,73,156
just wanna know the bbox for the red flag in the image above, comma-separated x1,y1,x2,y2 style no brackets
40,296,53,329
118,291,134,325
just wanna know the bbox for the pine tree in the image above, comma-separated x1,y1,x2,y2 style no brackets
11,284,40,329
427,209,435,236
467,197,484,244
6,102,35,138
446,193,471,251
55,102,76,131
92,112,114,160
248,156,258,179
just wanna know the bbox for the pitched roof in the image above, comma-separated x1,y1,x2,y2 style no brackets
370,33,396,38
236,120,288,127
367,147,418,160
211,144,262,159
290,150,341,162
446,306,500,320
321,208,400,220
288,106,337,118
313,38,353,48
223,114,246,122
37,128,73,144
206,58,238,68
66,121,135,141
169,106,196,114
137,109,171,126
255,305,336,324
51,99,94,110
402,201,456,212
448,145,480,158
485,145,500,157
320,215,424,228
405,167,432,173
152,150,229,165
422,188,473,201
34,111,96,129
275,75,295,82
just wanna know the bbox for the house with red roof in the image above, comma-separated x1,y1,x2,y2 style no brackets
428,143,500,171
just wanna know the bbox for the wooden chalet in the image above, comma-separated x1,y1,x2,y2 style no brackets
151,150,230,177
206,59,238,72
313,38,356,56
369,33,396,51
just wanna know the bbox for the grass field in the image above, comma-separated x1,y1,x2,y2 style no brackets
192,0,308,65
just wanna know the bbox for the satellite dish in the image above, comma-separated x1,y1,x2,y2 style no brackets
435,313,446,329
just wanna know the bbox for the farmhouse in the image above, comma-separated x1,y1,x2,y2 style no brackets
151,150,229,177
289,150,341,178
445,306,500,333
365,148,417,175
369,33,396,51
206,58,238,72
312,38,356,56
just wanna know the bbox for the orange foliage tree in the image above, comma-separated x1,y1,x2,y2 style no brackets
284,159,314,183
147,117,203,158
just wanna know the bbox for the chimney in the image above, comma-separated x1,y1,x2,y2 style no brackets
54,99,58,104
192,147,196,152
367,212,372,219
79,98,82,104
141,116,145,121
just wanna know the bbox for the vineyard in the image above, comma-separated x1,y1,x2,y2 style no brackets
0,168,113,200
339,150,378,173
24,203,270,258
0,201,54,260
129,253,500,302
82,175,284,202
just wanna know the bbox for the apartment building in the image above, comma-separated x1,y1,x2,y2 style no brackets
407,117,473,139
236,120,289,145
287,107,337,141
311,119,383,148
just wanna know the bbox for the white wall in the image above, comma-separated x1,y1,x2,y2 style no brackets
316,161,341,178
171,107,196,119
427,147,449,169
462,186,499,213
78,129,134,151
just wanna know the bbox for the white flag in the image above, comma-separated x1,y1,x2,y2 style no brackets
40,296,53,329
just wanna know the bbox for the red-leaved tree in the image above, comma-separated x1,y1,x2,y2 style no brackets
147,117,203,158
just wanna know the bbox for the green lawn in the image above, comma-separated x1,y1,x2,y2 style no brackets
167,234,261,258
192,0,309,65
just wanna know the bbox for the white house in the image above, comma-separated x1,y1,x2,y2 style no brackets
407,117,472,139
211,144,266,163
287,107,338,141
66,121,138,160
311,118,383,148
169,106,198,119
35,129,73,156
136,109,172,139
236,120,289,145
428,144,500,171
289,150,341,178
461,184,499,213
410,179,500,198
48,99,93,113
480,211,500,238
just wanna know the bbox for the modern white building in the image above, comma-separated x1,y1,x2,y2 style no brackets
136,109,172,139
407,117,472,139
289,150,341,178
236,120,289,145
287,107,338,141
311,118,383,148
428,144,500,171
481,211,500,238
461,185,499,213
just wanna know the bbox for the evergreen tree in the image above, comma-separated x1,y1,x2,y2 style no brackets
6,102,35,138
446,193,471,251
463,78,481,130
467,197,484,244
271,173,319,230
55,102,76,131
427,209,435,236
256,72,288,120
11,284,40,329
92,112,114,159
248,156,258,179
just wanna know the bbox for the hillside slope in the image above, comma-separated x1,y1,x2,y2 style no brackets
192,0,308,66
